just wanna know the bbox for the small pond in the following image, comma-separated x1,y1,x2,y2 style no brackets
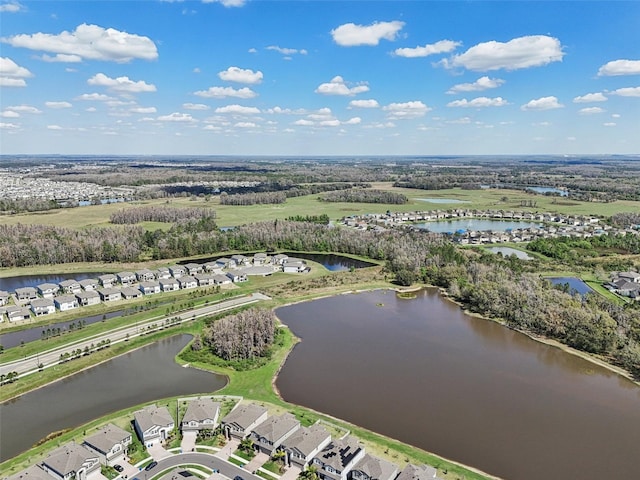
0,272,105,293
526,186,568,196
486,247,533,260
415,219,542,233
547,276,594,295
281,252,377,271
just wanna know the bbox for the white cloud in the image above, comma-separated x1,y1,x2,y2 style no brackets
234,121,257,128
193,67,201,73
579,107,605,115
194,86,257,98
394,40,461,58
47,125,63,130
0,122,20,129
157,112,196,122
364,122,396,129
6,104,41,114
266,106,308,115
319,119,341,127
521,96,564,111
598,59,640,76
612,113,621,118
447,96,508,108
202,0,247,7
40,54,82,63
442,35,564,71
293,119,314,126
315,76,369,96
447,76,504,94
603,122,616,127
130,106,157,114
446,117,472,124
76,93,113,101
573,92,607,103
214,104,261,114
86,107,97,112
0,2,23,13
348,99,379,108
46,101,73,109
611,86,640,97
0,77,26,87
248,48,257,54
343,117,362,125
2,24,158,63
1,110,20,118
382,101,431,119
203,125,222,131
0,57,32,87
183,103,210,110
218,66,263,84
266,46,307,55
331,20,405,47
88,73,156,93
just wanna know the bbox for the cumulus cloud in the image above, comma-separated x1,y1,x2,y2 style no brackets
343,117,362,125
0,57,32,87
315,76,369,96
129,106,157,114
266,45,307,56
293,119,314,126
331,20,405,47
446,96,508,108
214,104,261,114
46,101,72,109
5,104,41,114
2,23,158,63
47,124,63,130
597,59,640,76
183,103,210,110
41,54,82,63
76,93,113,101
442,35,564,71
1,110,20,118
611,86,640,97
202,0,247,7
218,66,263,84
0,121,20,129
446,117,472,124
573,92,607,103
603,122,616,127
382,101,431,119
266,106,308,115
521,96,564,111
234,121,257,128
157,112,196,122
194,86,257,98
0,1,23,12
447,76,504,94
394,40,461,58
579,107,605,115
88,73,156,93
348,99,379,108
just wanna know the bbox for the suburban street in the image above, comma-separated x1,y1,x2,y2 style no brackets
136,452,263,480
0,293,271,377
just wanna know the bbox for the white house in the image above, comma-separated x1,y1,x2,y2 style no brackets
139,281,161,295
59,280,82,294
0,290,9,306
40,442,100,480
178,276,198,289
134,405,175,447
169,266,186,278
98,274,117,288
79,279,99,291
225,272,248,283
37,283,59,299
283,261,307,273
7,306,31,321
250,413,300,455
76,290,101,307
311,436,366,480
55,295,79,312
181,398,221,432
31,298,56,316
82,423,132,466
99,288,122,302
160,278,180,292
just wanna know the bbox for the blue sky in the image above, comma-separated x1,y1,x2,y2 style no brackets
1,0,639,155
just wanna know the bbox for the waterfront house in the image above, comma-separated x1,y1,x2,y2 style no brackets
0,290,9,306
195,273,215,287
37,283,59,299
133,405,175,447
76,290,101,307
225,272,248,283
156,267,171,279
253,253,268,265
184,263,203,275
6,306,31,321
98,274,117,288
281,424,331,469
159,278,180,292
178,276,198,290
215,258,235,270
82,423,132,466
121,286,143,299
55,295,79,312
78,279,99,291
40,442,100,480
395,464,442,480
136,269,156,282
231,254,250,267
272,254,289,266
169,266,186,278
220,403,268,440
212,274,232,286
349,454,398,480
59,280,82,294
203,261,221,272
181,397,220,433
15,287,38,301
31,298,56,316
116,272,136,286
311,436,366,480
5,465,53,480
99,288,122,302
283,261,307,273
139,281,161,295
250,412,300,455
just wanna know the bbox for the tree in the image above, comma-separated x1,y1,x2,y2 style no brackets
239,438,254,454
299,465,319,480
272,449,287,472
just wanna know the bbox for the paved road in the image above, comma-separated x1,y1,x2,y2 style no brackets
0,293,270,377
134,452,263,480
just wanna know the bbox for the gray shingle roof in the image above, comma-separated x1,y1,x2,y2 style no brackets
252,413,300,443
183,398,220,424
135,405,174,432
282,424,330,457
352,454,398,480
221,403,267,430
42,442,96,476
395,464,441,480
6,465,52,480
83,423,131,455
316,436,363,471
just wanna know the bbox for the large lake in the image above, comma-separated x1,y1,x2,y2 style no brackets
415,219,542,233
0,334,226,462
275,289,640,480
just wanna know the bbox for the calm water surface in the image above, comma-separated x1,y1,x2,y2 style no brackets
281,253,376,271
415,219,542,233
275,290,640,480
0,334,226,462
547,276,594,295
0,273,104,293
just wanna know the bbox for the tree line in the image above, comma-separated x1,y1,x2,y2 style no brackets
319,189,408,204
110,205,216,224
219,191,287,205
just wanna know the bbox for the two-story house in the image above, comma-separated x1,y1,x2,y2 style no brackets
82,423,132,466
220,403,268,440
133,405,175,447
311,436,366,480
40,442,100,480
281,424,331,469
181,398,221,433
250,413,300,456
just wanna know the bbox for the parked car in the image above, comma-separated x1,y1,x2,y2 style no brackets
114,465,124,472
145,461,158,471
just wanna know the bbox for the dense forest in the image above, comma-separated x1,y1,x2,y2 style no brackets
110,206,216,224
526,234,640,264
320,189,408,204
219,191,286,205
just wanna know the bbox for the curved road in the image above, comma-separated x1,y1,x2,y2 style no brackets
137,452,261,480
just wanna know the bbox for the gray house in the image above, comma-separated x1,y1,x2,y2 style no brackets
136,269,156,282
7,306,31,321
55,295,79,312
37,283,59,298
82,423,132,466
139,281,161,295
99,288,122,302
15,287,38,301
215,258,235,270
78,279,99,291
59,280,82,294
225,272,248,283
311,436,366,480
134,405,175,447
250,412,300,455
281,424,331,469
212,274,232,286
40,442,100,480
349,454,398,480
169,266,186,278
395,464,442,480
182,397,221,432
6,465,53,480
76,290,101,307
117,272,136,286
98,274,117,288
156,267,171,279
184,263,203,275
195,274,215,287
121,286,143,299
160,278,180,292
31,298,56,316
178,276,198,290
220,403,268,440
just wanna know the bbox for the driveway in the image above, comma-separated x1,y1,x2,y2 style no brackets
181,431,198,453
118,460,141,480
244,452,269,474
215,438,239,459
280,465,301,480
147,442,172,461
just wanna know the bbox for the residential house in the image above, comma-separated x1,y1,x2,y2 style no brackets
195,274,215,287
82,423,132,466
98,274,117,288
220,403,268,440
618,271,640,284
76,290,101,307
203,262,221,273
231,254,250,267
225,272,247,283
272,254,289,266
7,306,31,321
282,424,331,469
136,269,156,282
178,276,198,290
0,290,9,306
99,288,122,302
212,274,232,286
215,258,235,270
169,266,186,278
311,436,366,480
395,464,442,480
250,413,300,455
133,405,175,447
37,283,59,299
55,295,79,312
31,298,56,316
59,280,82,294
156,267,171,279
253,253,268,265
78,279,99,291
6,465,52,480
181,397,221,432
283,261,307,273
40,442,100,480
349,454,398,480
139,281,161,295
116,272,136,286
159,278,180,292
15,287,38,302
241,266,273,277
121,286,143,299
184,263,203,275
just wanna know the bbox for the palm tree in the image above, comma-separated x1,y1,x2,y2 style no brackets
239,438,254,455
272,449,287,472
299,465,319,480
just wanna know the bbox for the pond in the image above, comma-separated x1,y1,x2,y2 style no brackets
0,334,226,462
486,246,533,260
0,272,105,293
275,289,640,480
415,219,542,233
547,276,594,295
281,252,377,271
526,186,568,196
415,198,469,204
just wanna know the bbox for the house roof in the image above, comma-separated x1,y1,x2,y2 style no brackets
55,295,77,304
83,423,131,455
395,464,441,480
282,424,330,457
31,298,54,308
315,436,363,471
619,271,640,280
140,281,160,288
0,290,9,298
37,283,59,291
136,268,155,276
42,442,96,476
117,271,135,278
183,398,220,424
160,278,179,285
98,274,116,281
79,278,98,286
121,286,142,297
221,403,267,430
352,454,398,480
15,287,37,294
252,413,300,443
6,465,52,480
134,405,174,432
76,290,100,299
59,280,79,287
179,276,197,283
